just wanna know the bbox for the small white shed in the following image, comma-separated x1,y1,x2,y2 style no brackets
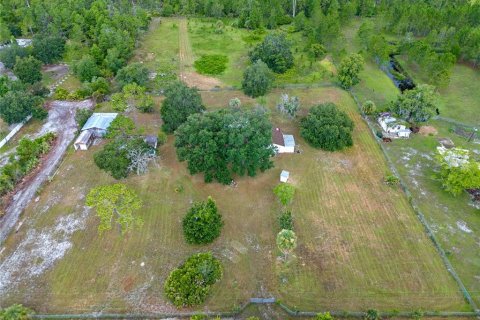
280,170,290,183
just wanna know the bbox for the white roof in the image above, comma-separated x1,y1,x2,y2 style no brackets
81,113,118,131
75,130,93,144
280,170,290,179
380,116,397,124
283,134,295,148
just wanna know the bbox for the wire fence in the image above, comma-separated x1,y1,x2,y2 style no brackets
349,90,479,314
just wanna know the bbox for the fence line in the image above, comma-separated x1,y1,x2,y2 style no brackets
0,115,32,149
349,91,479,313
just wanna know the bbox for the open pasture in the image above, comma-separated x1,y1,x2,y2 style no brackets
0,87,467,313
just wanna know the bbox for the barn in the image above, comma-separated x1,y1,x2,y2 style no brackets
272,127,295,154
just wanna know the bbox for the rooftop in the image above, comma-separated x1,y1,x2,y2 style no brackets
81,113,118,131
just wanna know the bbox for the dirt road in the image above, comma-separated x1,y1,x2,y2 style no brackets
0,100,93,243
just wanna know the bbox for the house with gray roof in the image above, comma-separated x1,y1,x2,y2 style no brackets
74,113,117,151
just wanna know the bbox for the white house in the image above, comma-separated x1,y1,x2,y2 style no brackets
280,170,290,183
378,113,411,138
74,113,117,151
272,127,295,153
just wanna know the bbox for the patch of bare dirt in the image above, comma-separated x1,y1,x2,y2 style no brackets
179,71,223,90
419,125,438,136
0,99,94,243
42,64,69,82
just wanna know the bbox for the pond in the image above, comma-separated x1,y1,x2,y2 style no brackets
381,55,416,92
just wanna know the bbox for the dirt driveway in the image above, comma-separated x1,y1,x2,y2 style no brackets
0,100,93,243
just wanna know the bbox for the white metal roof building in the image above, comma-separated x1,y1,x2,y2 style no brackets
81,113,118,136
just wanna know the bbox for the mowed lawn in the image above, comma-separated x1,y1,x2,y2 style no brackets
396,56,480,126
383,119,480,306
0,87,467,313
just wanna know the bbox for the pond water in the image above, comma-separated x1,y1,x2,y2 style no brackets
381,55,416,92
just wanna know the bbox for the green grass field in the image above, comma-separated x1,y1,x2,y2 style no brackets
340,19,400,109
396,56,480,125
0,87,467,313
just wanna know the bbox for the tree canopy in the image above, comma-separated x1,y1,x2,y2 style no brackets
183,197,223,245
300,103,354,151
242,60,273,98
13,56,42,84
338,54,364,89
175,107,275,184
391,85,438,123
161,81,205,133
249,33,294,73
0,91,44,124
164,252,222,307
85,183,143,234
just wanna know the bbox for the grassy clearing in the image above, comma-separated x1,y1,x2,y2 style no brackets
188,18,252,87
383,119,480,306
132,17,179,90
340,19,400,109
0,87,466,312
396,56,480,125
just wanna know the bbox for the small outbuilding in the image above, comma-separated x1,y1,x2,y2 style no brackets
280,170,290,183
272,127,295,153
81,113,118,138
73,130,94,151
74,113,118,151
144,135,158,149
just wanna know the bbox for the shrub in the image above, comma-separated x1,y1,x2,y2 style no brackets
310,43,327,59
362,100,376,115
276,93,300,119
73,55,100,82
364,309,379,320
315,312,334,320
157,130,167,146
111,92,128,112
279,210,293,230
273,183,295,206
105,115,136,139
194,55,228,75
183,197,223,244
249,33,294,73
190,315,208,320
75,108,93,128
54,87,69,100
300,103,354,151
384,174,400,186
164,252,223,307
0,304,33,320
242,60,273,98
228,98,241,109
276,229,297,258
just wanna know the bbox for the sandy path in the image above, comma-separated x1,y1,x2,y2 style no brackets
0,100,93,243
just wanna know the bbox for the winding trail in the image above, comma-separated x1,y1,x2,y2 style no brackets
0,100,93,243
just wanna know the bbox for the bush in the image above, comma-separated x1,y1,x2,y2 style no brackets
273,183,295,206
315,312,334,320
242,60,273,98
364,309,379,320
310,43,327,59
0,304,33,320
183,197,223,245
54,87,69,100
300,103,354,151
249,33,294,73
75,108,93,129
157,130,168,146
194,55,228,75
279,210,293,230
276,93,300,119
362,100,376,115
164,252,222,307
384,174,400,186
